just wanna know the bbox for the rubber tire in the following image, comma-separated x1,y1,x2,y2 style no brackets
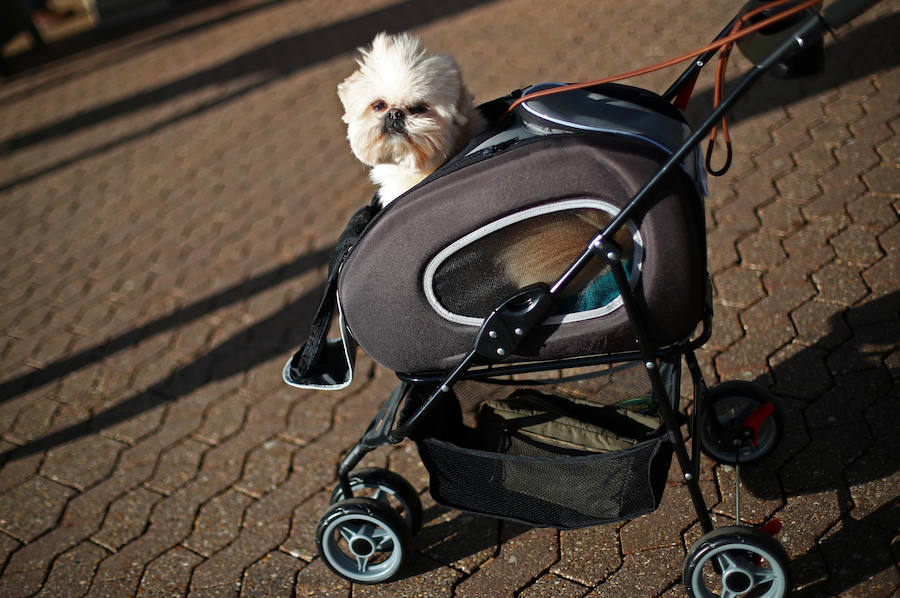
330,467,423,535
698,381,784,465
684,525,792,598
316,497,411,584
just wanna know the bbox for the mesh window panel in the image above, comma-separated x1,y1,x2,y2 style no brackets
430,205,638,321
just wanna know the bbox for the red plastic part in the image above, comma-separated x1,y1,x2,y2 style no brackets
743,401,775,445
672,72,699,110
760,517,782,536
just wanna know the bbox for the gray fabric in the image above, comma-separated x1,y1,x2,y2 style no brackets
338,133,705,373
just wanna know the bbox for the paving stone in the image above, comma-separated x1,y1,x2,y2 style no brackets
712,464,782,526
704,226,742,274
519,573,589,598
757,199,806,236
826,318,900,375
736,230,787,268
183,489,255,558
817,517,900,597
4,396,60,444
811,260,871,305
454,526,557,598
145,437,208,495
620,481,717,554
847,195,898,232
294,558,350,598
779,423,872,495
0,531,20,571
830,225,885,266
353,558,462,598
863,165,900,196
775,489,843,558
792,142,836,174
712,266,765,308
863,394,900,462
554,523,621,586
584,544,684,598
189,524,287,593
863,254,900,299
808,121,852,147
0,443,43,494
875,135,900,163
234,438,295,498
35,541,108,598
83,575,142,598
844,449,900,529
775,171,822,204
0,476,76,543
91,486,163,551
193,392,249,446
40,434,125,491
240,550,303,598
804,368,891,428
386,442,430,494
705,303,743,352
280,490,332,562
138,546,204,598
789,300,852,349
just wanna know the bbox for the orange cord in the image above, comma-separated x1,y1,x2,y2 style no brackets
505,0,821,175
707,0,812,174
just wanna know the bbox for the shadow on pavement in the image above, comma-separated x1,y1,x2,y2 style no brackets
1,0,498,191
742,291,899,596
0,245,330,463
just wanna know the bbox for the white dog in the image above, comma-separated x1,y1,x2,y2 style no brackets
337,32,487,206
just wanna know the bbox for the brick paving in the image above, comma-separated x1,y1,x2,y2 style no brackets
1,0,898,596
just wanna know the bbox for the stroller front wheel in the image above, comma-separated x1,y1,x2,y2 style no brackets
330,467,423,534
316,497,411,584
683,525,792,598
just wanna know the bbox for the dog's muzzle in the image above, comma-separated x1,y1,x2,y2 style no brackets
383,109,406,134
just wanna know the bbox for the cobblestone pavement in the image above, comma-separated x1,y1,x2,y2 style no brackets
1,0,898,596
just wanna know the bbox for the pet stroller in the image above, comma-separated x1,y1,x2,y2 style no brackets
284,1,875,594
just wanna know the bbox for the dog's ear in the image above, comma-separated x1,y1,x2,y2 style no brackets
453,84,476,126
337,70,365,123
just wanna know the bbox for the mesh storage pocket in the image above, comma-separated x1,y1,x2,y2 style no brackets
411,362,679,529
417,432,671,529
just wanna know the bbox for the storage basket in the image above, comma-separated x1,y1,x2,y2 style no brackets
408,359,680,529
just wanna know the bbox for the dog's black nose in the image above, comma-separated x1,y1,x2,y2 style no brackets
383,108,406,133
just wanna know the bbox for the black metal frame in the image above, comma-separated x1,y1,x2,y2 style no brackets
333,0,877,534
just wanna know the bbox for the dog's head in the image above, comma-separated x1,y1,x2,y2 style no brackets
338,32,476,173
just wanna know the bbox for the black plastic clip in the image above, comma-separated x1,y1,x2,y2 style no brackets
473,284,555,361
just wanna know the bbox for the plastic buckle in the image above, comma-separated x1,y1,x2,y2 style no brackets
473,284,555,361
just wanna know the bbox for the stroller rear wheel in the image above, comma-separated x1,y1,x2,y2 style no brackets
316,497,411,584
330,467,423,534
683,525,791,598
698,381,783,465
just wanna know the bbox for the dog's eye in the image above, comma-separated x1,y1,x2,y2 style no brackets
408,103,429,115
372,100,387,112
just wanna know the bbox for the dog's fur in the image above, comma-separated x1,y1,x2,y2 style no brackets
338,32,487,205
494,210,635,303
